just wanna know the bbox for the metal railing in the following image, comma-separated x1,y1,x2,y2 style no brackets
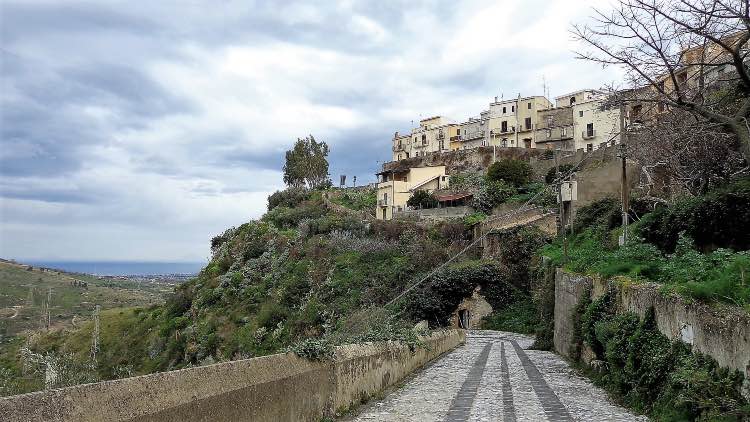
582,130,597,139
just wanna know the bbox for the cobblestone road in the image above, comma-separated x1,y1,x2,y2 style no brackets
348,331,648,422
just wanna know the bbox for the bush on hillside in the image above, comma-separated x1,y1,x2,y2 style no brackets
471,180,515,214
639,179,750,253
572,197,622,233
267,187,310,211
487,159,533,186
263,201,327,229
406,261,515,326
407,190,438,209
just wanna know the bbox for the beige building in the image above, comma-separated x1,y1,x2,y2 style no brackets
533,89,622,152
572,98,620,151
488,95,553,149
391,116,458,162
375,165,449,220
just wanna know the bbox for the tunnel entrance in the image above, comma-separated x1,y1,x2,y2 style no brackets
458,309,471,329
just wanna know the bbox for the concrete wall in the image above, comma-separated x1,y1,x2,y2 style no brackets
553,269,750,383
0,330,465,422
394,205,471,221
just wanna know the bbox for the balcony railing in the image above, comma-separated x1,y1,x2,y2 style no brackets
517,123,534,132
463,131,484,141
582,130,597,139
377,199,388,206
392,144,404,152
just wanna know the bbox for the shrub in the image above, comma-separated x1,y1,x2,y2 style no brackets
639,178,750,253
406,261,512,325
267,187,310,211
471,179,515,214
576,303,749,420
481,296,538,334
263,201,327,229
572,197,622,233
487,159,533,186
407,190,438,209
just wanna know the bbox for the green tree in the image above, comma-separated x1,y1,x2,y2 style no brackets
487,159,533,186
407,190,438,209
282,135,331,189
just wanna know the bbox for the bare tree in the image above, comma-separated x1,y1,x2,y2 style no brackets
629,108,747,196
573,0,750,160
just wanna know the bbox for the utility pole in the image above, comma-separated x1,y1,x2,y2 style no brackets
618,101,629,245
555,150,568,262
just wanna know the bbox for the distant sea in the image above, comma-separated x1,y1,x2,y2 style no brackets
26,261,205,276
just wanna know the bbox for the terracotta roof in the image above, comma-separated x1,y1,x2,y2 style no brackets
436,192,473,202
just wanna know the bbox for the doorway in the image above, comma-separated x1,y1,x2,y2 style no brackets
458,309,471,329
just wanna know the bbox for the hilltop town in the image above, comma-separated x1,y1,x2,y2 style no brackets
2,3,749,422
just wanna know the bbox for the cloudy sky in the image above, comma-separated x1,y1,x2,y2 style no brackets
0,0,621,263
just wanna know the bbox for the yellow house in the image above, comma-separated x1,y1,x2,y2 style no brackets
375,165,449,220
487,95,552,149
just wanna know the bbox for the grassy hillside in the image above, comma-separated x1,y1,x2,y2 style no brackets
0,261,173,395
1,188,539,396
0,262,168,337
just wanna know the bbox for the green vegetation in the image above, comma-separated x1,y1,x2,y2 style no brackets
481,297,537,334
3,193,490,396
639,179,750,253
0,262,171,395
406,190,438,209
541,183,750,309
0,262,168,338
282,135,331,189
486,158,533,186
574,294,749,421
327,187,376,211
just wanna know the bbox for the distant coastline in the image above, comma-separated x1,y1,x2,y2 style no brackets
21,261,204,276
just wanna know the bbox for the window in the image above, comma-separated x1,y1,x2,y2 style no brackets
546,115,553,126
527,102,532,109
586,123,594,137
546,129,552,138
383,192,388,203
631,105,642,118
561,127,566,136
579,110,584,117
502,139,507,147
502,106,507,114
511,105,515,112
501,121,508,132
570,97,576,106
587,143,593,152
524,117,532,130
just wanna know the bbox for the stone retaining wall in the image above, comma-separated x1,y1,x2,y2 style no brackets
554,269,750,382
0,330,465,422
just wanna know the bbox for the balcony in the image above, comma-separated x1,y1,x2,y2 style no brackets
377,199,388,206
491,127,514,135
517,123,534,132
582,130,597,139
463,131,484,141
392,144,404,152
449,136,461,142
